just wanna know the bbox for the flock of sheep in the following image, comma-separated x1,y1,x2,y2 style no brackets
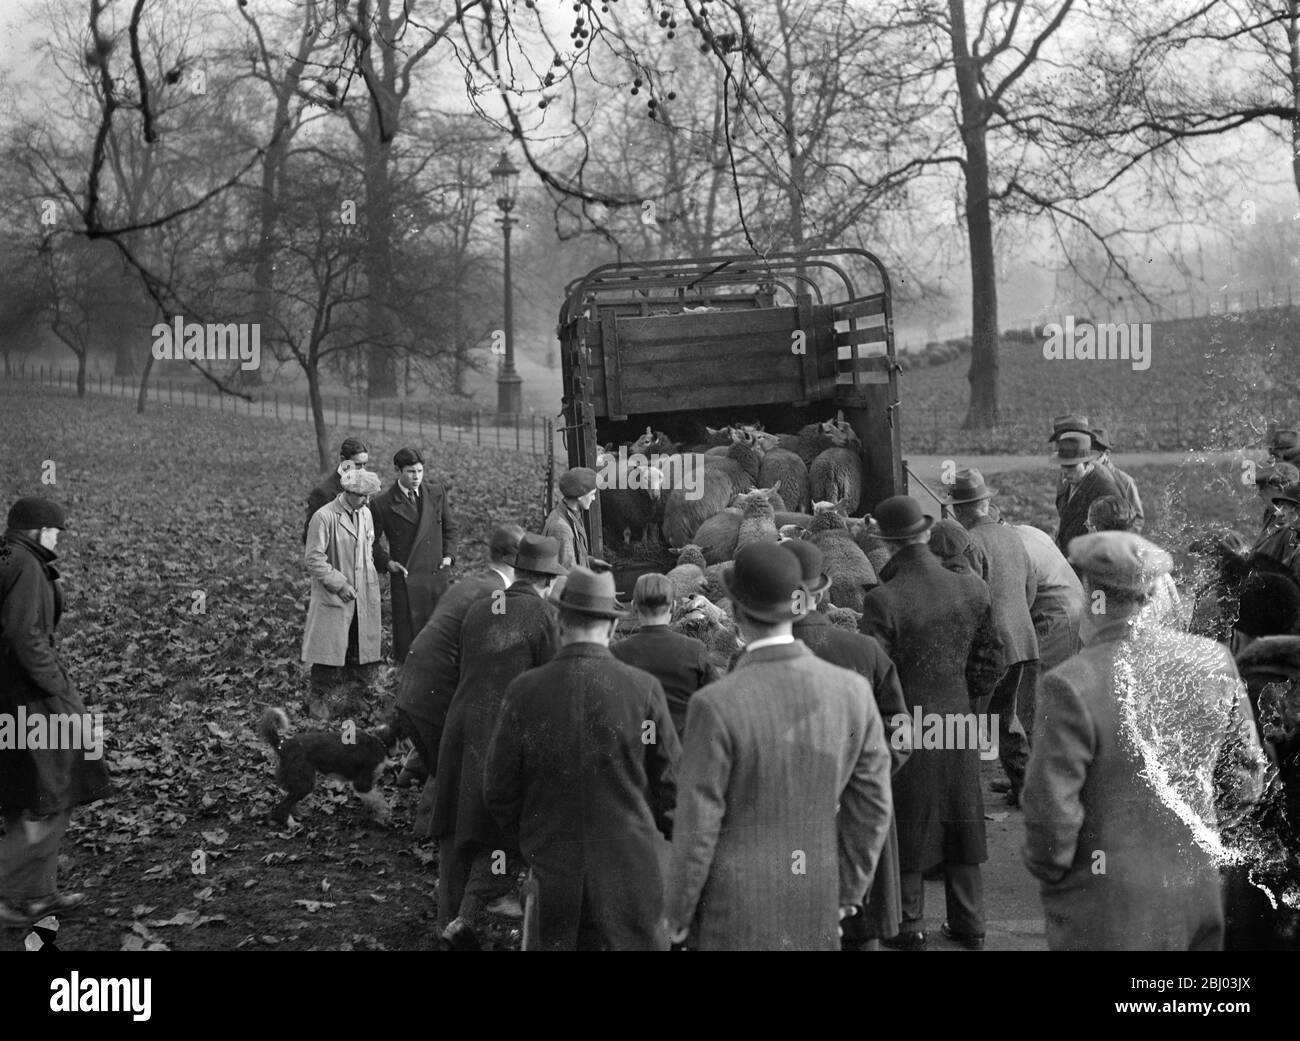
594,415,890,672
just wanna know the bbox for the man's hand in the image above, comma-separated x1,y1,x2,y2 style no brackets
440,556,452,568
388,561,409,577
663,918,688,945
837,905,858,938
339,585,356,602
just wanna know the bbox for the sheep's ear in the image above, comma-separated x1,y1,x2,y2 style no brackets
705,425,723,436
835,409,845,424
833,497,851,515
766,480,782,495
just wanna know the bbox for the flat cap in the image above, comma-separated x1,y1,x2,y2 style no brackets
559,466,598,498
1067,531,1172,593
340,468,382,496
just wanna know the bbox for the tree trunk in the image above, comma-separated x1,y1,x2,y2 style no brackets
135,351,155,414
306,366,331,472
363,115,398,400
949,0,999,429
76,353,87,398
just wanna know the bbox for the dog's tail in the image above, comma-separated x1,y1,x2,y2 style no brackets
259,707,291,753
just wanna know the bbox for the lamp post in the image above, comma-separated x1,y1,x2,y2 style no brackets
489,150,522,419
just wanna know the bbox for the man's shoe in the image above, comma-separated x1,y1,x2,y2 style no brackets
989,778,1012,793
881,929,926,951
439,916,481,951
941,922,985,950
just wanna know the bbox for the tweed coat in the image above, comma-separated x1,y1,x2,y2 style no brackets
301,497,383,666
664,641,893,950
610,624,711,738
484,643,680,950
1022,615,1264,950
431,583,559,853
395,569,506,768
1054,465,1122,553
964,515,1039,667
858,544,1004,870
0,533,111,814
370,479,459,663
792,610,909,939
542,501,589,570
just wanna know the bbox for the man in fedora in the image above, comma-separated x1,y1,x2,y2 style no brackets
785,539,910,950
1268,429,1300,467
611,573,712,739
947,468,1039,806
859,496,1004,950
1053,432,1121,554
1090,428,1144,532
431,533,566,946
543,467,598,570
484,566,680,950
664,542,893,950
1022,532,1265,950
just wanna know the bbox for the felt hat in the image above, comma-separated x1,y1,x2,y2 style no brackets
1053,432,1097,466
556,565,628,619
1067,532,1173,594
781,539,831,597
6,497,66,531
720,542,806,624
513,533,568,576
873,495,934,540
1047,413,1093,443
559,467,598,498
943,467,996,504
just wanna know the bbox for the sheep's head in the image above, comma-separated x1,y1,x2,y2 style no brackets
676,543,708,570
809,499,849,533
673,592,725,628
733,486,779,519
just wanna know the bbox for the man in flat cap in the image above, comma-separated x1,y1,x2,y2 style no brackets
303,437,371,543
302,467,384,720
1022,532,1265,950
543,467,598,570
485,566,680,950
0,497,110,927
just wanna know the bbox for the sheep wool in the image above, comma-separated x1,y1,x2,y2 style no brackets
734,486,781,552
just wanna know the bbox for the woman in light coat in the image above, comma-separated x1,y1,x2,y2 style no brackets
302,468,383,719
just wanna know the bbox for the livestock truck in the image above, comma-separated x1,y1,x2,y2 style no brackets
555,249,910,593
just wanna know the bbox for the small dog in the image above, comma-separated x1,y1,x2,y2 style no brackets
259,707,402,825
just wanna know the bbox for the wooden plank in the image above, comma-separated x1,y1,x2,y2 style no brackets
834,325,888,348
617,305,800,343
619,377,841,413
616,333,794,367
796,293,817,403
839,354,893,373
604,316,626,420
833,295,886,321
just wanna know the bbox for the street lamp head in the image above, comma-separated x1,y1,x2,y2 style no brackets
489,150,520,212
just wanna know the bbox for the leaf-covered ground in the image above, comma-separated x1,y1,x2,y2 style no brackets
0,387,549,951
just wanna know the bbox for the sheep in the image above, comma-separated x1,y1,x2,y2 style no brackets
825,605,863,631
631,426,679,456
733,485,781,553
671,593,742,675
809,446,864,515
664,551,707,600
740,485,787,513
661,455,753,548
847,515,893,576
758,447,809,513
693,507,743,564
806,499,878,612
774,510,815,530
597,453,665,551
724,439,763,483
685,425,737,454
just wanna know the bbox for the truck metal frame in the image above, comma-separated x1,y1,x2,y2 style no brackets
556,249,905,565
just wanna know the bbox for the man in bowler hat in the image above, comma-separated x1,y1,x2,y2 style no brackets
484,566,680,950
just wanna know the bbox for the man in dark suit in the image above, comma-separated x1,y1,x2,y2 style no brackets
1054,432,1120,554
370,447,460,664
303,437,370,543
859,496,1004,951
431,534,565,947
784,539,910,950
948,468,1039,806
484,566,680,950
610,572,711,738
664,542,893,950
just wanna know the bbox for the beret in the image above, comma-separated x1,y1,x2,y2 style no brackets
6,497,66,531
1067,531,1172,593
559,467,598,498
340,468,382,495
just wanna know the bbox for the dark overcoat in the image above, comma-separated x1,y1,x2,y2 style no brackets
431,583,558,853
793,610,909,939
664,642,893,950
303,468,346,543
0,532,111,814
371,479,459,663
965,515,1039,667
395,569,506,771
858,543,1004,870
1055,465,1121,553
484,643,680,951
1022,617,1263,950
610,624,710,738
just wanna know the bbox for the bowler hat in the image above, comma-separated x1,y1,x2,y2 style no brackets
781,540,831,597
720,542,805,624
1047,413,1093,443
6,497,66,531
1067,531,1172,594
1053,432,1096,466
873,495,934,540
1237,572,1300,637
513,533,569,576
556,565,628,619
944,467,996,504
559,467,598,499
